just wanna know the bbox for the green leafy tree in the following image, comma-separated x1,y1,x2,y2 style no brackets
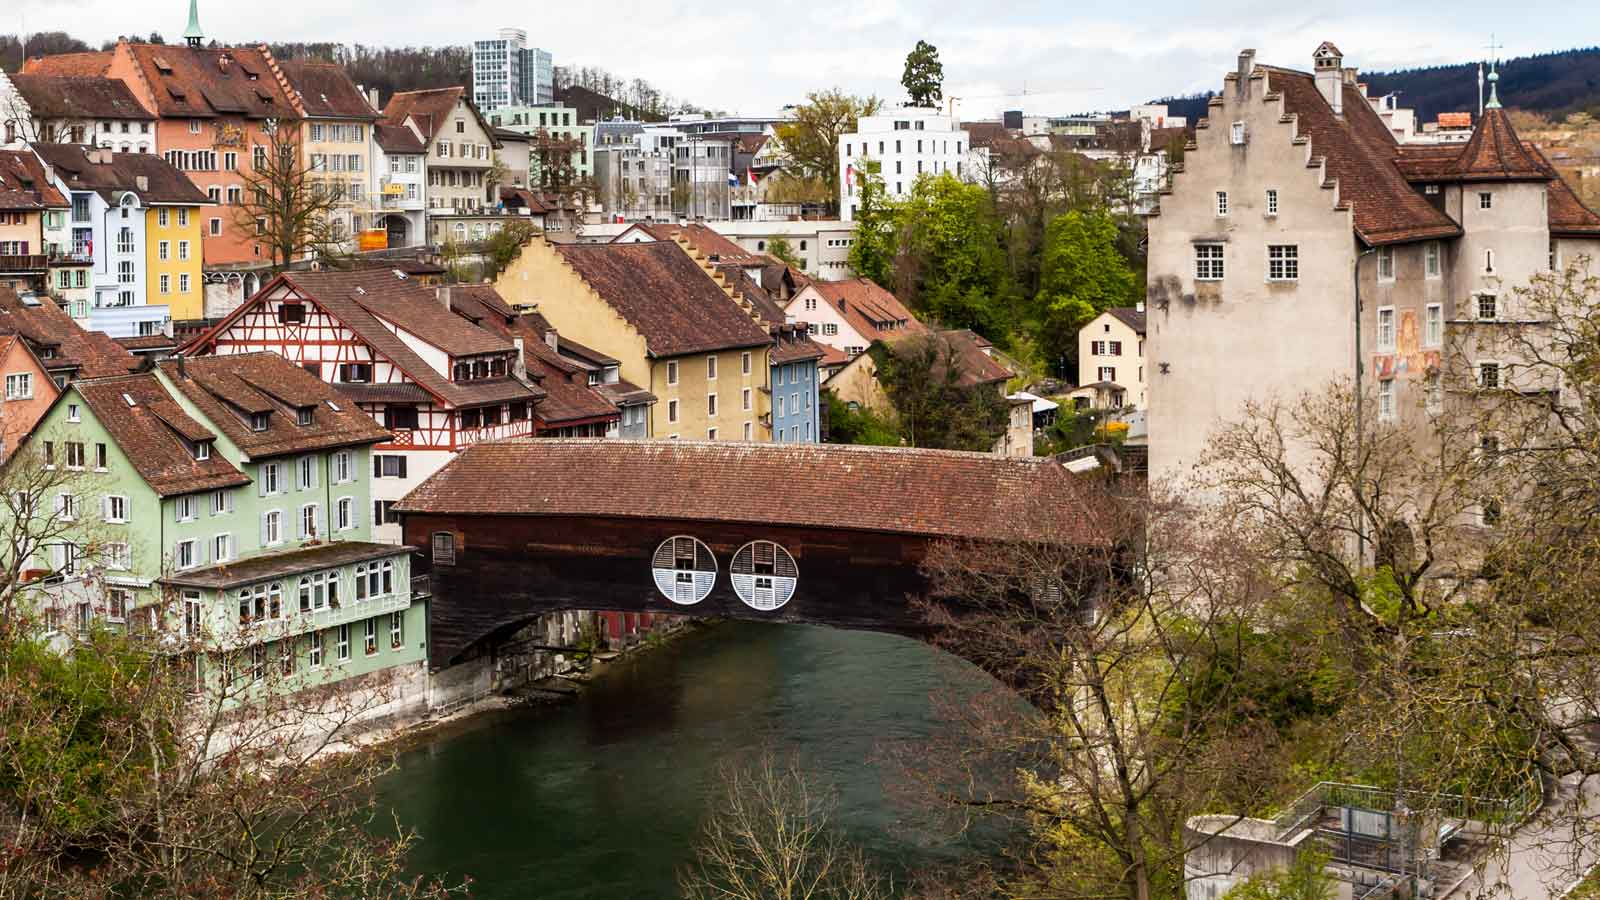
1033,210,1137,374
871,336,1009,451
765,236,803,270
846,171,897,286
822,390,900,446
901,40,944,108
1223,852,1336,900
894,174,1013,338
774,90,883,215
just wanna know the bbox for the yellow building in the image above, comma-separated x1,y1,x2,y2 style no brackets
145,204,204,320
273,60,381,251
495,238,776,440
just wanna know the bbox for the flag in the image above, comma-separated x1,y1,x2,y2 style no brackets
748,165,758,185
727,172,739,187
845,164,855,186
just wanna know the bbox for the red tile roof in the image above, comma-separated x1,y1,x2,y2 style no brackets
1436,112,1473,129
381,87,475,143
73,373,251,497
0,288,141,379
31,144,209,205
124,43,295,120
1260,66,1460,246
395,439,1104,545
1106,307,1147,334
21,52,113,77
1548,170,1600,237
804,278,929,344
553,241,775,358
7,75,154,121
158,353,391,459
885,329,1012,388
374,123,426,154
276,60,378,121
0,151,69,210
632,222,762,264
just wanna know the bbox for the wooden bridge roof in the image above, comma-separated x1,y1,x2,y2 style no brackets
394,439,1105,545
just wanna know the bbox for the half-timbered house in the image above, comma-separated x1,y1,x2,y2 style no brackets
182,269,543,542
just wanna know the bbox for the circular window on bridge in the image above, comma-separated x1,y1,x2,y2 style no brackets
651,536,718,606
730,541,799,612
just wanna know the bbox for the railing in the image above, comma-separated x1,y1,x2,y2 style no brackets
411,574,431,600
0,255,48,272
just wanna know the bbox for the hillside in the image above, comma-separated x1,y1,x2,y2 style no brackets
1153,46,1600,125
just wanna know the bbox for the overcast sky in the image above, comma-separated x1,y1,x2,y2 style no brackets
11,0,1596,118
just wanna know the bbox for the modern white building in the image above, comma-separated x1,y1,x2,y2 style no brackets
838,106,976,221
472,28,553,112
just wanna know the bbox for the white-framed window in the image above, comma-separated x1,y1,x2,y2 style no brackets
1098,366,1116,383
364,617,378,656
741,352,751,375
103,542,130,571
667,399,679,423
103,494,129,523
179,273,190,293
1479,191,1493,210
212,533,233,563
706,356,717,380
297,456,317,491
336,497,354,530
742,388,752,411
175,539,197,570
64,442,84,470
308,631,324,668
743,422,752,441
776,395,785,417
261,462,281,494
1267,244,1298,281
666,360,678,385
336,623,351,663
1425,242,1441,279
1376,246,1394,281
159,274,170,294
1477,293,1497,320
158,240,170,260
108,588,130,623
298,572,338,612
177,208,188,227
390,611,404,649
1478,361,1501,389
1378,379,1395,422
707,393,717,417
299,504,320,539
1425,304,1443,347
211,489,232,516
264,509,284,545
707,427,718,440
1377,307,1396,351
4,373,31,400
1194,243,1224,281
334,450,353,483
66,403,81,423
175,494,198,522
1215,191,1228,216
1230,122,1247,145
1265,189,1278,216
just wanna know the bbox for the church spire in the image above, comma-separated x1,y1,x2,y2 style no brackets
1484,35,1504,111
184,0,204,47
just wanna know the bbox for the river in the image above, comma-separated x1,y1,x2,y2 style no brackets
375,621,1007,898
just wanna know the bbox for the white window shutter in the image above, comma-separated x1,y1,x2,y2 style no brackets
351,498,361,529
226,490,235,514
260,511,268,545
258,466,268,497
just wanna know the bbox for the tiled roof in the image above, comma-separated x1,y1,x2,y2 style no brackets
381,87,466,142
1105,307,1147,334
1260,66,1460,246
125,43,295,120
276,60,378,121
190,270,540,410
114,334,179,352
7,75,154,121
1447,108,1548,181
885,329,1012,388
74,373,251,498
355,290,514,357
633,222,762,264
714,262,788,325
962,121,1012,150
805,278,929,344
0,151,69,210
158,353,391,459
0,287,141,378
553,241,775,358
395,439,1103,545
771,327,826,365
161,541,410,589
21,52,114,77
30,144,209,205
374,123,426,154
1436,112,1473,129
1547,167,1600,237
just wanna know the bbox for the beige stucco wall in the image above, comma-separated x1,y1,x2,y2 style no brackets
1078,312,1146,407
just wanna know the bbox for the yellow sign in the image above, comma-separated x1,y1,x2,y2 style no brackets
381,183,407,196
358,229,388,251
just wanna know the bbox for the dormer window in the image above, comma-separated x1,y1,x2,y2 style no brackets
250,412,270,432
296,407,314,426
194,440,212,460
588,371,601,386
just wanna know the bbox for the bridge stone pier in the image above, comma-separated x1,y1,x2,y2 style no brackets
394,440,1105,670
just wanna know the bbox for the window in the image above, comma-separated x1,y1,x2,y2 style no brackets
334,450,353,483
264,509,283,545
278,303,306,324
211,489,232,516
707,427,718,440
1426,372,1443,414
1267,245,1298,281
390,611,405,649
743,422,752,441
706,356,718,380
299,504,320,539
297,456,317,491
261,462,281,494
250,412,270,432
1479,361,1500,389
159,274,170,294
298,572,337,613
1230,122,1247,145
1377,307,1396,350
212,533,232,563
741,352,751,375
667,399,679,423
1484,249,1495,274
1098,366,1116,383
336,497,354,530
94,444,107,470
104,494,129,523
338,362,372,383
1425,304,1443,347
1477,293,1497,320
296,407,313,426
1479,191,1493,209
1265,189,1278,216
308,631,324,668
666,361,678,386
159,240,170,261
1425,242,1440,278
742,388,752,411
432,531,456,565
4,373,29,400
1194,243,1224,281
210,217,221,236
1378,379,1395,422
374,455,407,479
175,494,198,522
1377,246,1394,281
707,393,717,417
1215,191,1228,216
336,624,351,663
175,539,197,570
364,618,378,656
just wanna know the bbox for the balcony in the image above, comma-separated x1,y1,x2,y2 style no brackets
0,255,48,273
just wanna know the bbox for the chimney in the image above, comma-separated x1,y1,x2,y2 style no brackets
544,329,558,351
1313,43,1344,116
436,284,452,312
1237,49,1256,79
511,337,527,379
135,175,149,192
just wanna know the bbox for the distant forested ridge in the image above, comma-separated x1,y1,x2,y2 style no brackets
1152,46,1600,124
0,33,694,116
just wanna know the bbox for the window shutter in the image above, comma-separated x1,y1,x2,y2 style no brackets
100,496,109,520
398,456,408,479
260,511,268,546
350,498,361,529
258,466,268,497
373,455,382,479
227,491,235,514
198,536,210,565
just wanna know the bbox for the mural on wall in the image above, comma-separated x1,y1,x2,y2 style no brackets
1372,309,1442,378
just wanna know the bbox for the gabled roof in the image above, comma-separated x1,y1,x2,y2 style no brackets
884,329,1012,388
626,222,762,265
1259,65,1460,246
374,123,426,154
21,52,114,78
0,151,69,210
552,242,775,358
30,144,209,205
395,439,1102,545
0,287,141,378
158,353,390,459
123,43,295,120
1105,307,1147,334
6,75,154,121
73,373,250,498
381,87,493,145
803,278,929,344
188,270,541,410
276,60,378,121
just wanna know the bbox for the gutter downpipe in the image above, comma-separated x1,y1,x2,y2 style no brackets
1354,244,1378,566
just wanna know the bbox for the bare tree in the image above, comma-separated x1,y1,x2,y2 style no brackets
233,119,346,270
0,436,115,634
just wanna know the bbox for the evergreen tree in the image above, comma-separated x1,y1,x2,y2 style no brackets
901,40,944,108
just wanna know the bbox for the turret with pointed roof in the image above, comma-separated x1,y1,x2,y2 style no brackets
183,0,204,47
